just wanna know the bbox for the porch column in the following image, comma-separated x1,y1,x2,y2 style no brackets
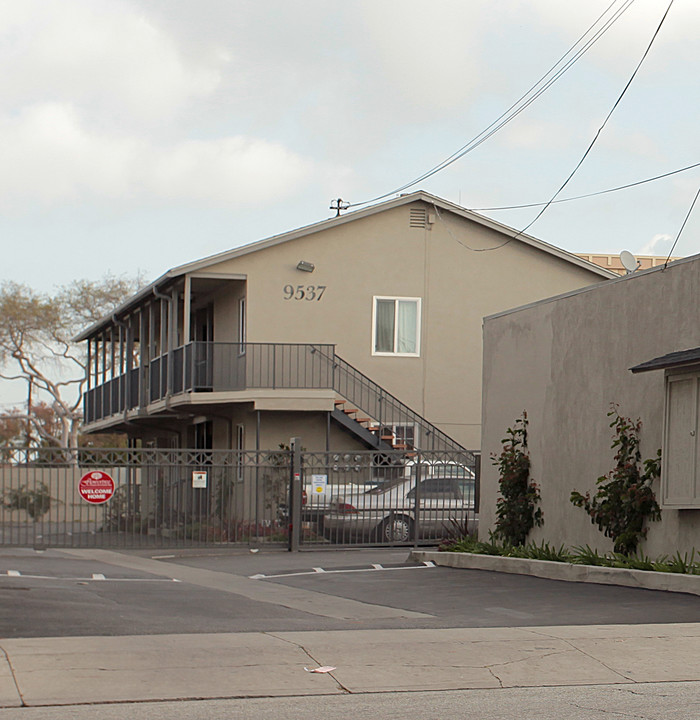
183,274,191,345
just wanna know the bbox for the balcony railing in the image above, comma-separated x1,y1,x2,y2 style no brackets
84,341,468,453
85,342,335,423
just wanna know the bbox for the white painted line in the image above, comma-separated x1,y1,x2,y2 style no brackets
312,567,326,573
152,555,176,559
371,563,383,570
1,574,178,583
249,564,437,580
91,573,106,581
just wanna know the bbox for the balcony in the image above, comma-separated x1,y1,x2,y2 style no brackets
84,341,467,453
84,342,336,424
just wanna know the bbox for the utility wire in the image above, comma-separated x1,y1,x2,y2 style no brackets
664,186,700,268
432,0,675,255
347,0,636,208
470,161,700,212
509,0,675,243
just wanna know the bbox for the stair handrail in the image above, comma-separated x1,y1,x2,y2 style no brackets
311,346,472,457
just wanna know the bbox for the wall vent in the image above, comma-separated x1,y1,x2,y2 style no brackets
409,208,427,228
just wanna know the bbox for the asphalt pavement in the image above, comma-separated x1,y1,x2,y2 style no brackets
1,546,700,716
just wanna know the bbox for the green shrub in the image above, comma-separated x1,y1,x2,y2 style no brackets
492,412,543,546
571,405,661,555
4,482,52,520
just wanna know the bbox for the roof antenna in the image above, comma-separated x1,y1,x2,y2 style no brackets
330,198,350,217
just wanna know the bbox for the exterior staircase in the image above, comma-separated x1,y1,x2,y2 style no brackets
323,351,469,455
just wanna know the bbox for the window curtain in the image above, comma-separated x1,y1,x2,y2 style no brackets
396,300,417,353
375,300,395,352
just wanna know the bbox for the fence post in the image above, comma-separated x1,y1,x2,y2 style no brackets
413,454,422,547
473,452,481,514
288,437,302,552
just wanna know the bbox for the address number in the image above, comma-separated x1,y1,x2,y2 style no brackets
283,284,326,301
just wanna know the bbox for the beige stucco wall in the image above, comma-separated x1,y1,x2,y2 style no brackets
204,201,605,449
481,255,700,557
208,405,363,453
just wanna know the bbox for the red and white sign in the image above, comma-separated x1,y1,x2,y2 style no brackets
78,471,115,504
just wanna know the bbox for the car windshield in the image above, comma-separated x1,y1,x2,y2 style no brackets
407,463,473,478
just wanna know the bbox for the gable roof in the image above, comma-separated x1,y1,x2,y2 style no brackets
76,190,615,340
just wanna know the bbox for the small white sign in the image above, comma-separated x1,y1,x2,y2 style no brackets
311,474,328,495
192,471,207,489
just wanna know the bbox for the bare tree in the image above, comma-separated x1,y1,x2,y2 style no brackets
0,274,143,448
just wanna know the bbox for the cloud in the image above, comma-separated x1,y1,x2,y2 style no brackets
527,0,700,71
638,233,672,256
0,104,315,209
358,0,486,115
0,0,222,127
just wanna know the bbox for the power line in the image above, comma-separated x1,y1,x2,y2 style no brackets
509,0,675,243
470,161,700,212
433,0,676,255
664,186,700,268
346,0,636,208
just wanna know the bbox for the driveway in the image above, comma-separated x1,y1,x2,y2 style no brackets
1,546,699,638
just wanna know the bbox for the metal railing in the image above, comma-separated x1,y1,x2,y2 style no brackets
83,342,469,454
0,447,478,549
326,352,469,453
85,342,335,423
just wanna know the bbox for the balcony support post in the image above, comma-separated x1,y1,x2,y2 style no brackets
183,275,191,345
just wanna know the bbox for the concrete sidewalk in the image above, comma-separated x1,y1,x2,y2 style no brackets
2,623,700,707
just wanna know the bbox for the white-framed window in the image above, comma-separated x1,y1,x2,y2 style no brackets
372,297,421,356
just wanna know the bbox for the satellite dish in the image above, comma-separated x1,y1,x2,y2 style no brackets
620,250,639,274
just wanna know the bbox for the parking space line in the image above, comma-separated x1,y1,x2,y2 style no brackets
1,573,180,583
249,563,438,580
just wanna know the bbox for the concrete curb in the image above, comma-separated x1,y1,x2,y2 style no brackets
410,550,700,596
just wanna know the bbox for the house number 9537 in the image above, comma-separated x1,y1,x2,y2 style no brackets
283,285,326,301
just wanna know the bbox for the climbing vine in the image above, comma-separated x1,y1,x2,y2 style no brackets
570,404,661,555
492,412,543,546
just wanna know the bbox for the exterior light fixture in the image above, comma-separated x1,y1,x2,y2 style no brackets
296,260,315,273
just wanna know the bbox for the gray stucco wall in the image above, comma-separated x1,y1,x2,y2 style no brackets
481,254,700,557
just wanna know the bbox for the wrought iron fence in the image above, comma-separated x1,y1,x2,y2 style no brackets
0,447,478,549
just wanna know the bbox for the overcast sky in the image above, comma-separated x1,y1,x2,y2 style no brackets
2,0,699,292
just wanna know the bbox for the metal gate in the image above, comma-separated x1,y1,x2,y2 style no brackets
0,446,478,549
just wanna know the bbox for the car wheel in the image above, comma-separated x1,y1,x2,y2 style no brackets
382,515,413,542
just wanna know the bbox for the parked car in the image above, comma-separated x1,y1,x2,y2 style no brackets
401,460,475,481
323,474,477,543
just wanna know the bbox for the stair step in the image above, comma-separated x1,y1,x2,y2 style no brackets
334,400,346,407
343,408,359,415
354,417,371,424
